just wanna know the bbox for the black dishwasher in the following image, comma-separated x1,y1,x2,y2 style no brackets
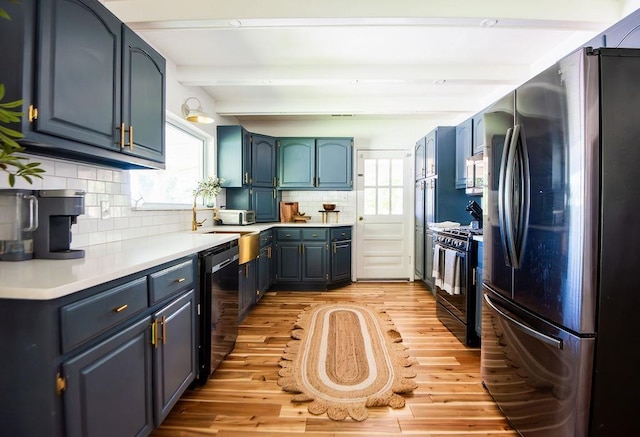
197,239,239,384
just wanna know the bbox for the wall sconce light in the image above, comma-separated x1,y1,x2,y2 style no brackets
181,97,214,124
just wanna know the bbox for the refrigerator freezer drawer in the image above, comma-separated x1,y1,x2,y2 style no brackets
481,288,594,437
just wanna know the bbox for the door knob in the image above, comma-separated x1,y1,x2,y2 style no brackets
359,216,364,221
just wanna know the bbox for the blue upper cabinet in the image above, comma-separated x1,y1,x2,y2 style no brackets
425,130,437,178
278,137,353,190
316,138,353,189
217,125,251,188
251,134,277,188
472,113,485,155
1,0,166,169
278,138,316,188
121,26,166,164
455,118,472,189
415,136,426,180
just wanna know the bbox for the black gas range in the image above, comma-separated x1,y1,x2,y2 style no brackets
432,226,482,347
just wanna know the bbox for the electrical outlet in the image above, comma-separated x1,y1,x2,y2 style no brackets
101,200,111,219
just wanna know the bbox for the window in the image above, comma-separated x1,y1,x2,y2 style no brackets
129,117,213,208
363,157,404,215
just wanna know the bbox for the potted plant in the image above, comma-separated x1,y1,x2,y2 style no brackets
193,176,224,207
0,1,44,187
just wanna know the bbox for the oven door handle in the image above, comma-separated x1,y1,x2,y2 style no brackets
484,293,563,349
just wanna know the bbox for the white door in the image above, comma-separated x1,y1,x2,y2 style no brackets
355,150,412,280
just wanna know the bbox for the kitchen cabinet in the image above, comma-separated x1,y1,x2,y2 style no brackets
472,113,485,155
218,127,279,221
152,290,197,424
330,227,352,284
455,118,472,189
275,226,352,289
278,137,353,190
413,126,472,292
0,0,166,170
425,230,435,293
415,136,426,180
0,255,197,436
257,230,274,303
455,115,485,190
414,180,425,280
239,260,257,322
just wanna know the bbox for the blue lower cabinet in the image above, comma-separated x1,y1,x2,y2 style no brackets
239,260,257,321
64,317,154,437
475,241,483,338
275,226,352,289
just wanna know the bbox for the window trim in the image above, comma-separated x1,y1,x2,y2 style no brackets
129,111,215,211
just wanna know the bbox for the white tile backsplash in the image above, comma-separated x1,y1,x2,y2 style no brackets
280,190,355,223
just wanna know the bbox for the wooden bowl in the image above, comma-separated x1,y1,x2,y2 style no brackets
323,203,336,211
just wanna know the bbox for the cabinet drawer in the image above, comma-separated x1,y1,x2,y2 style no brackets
61,277,148,353
302,229,327,241
330,227,351,241
149,258,195,304
276,229,301,240
260,229,273,248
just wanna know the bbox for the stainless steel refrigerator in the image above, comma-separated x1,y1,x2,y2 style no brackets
482,47,640,436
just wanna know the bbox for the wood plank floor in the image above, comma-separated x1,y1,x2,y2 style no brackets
152,282,517,436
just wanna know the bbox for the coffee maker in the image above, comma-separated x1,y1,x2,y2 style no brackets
0,189,39,261
34,189,86,259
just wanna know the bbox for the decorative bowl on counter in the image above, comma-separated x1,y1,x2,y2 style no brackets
323,203,336,211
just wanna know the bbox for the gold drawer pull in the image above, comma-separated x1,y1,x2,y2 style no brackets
175,277,186,283
114,304,128,313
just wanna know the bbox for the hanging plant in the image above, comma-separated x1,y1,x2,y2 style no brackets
0,1,44,187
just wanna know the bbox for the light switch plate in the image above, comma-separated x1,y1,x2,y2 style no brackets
101,200,111,219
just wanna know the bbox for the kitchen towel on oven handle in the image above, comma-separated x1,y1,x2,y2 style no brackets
432,244,444,288
441,248,461,295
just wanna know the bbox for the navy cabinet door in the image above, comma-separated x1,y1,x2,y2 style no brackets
278,138,315,188
302,242,327,282
252,134,277,188
316,138,353,189
239,261,256,320
252,186,278,222
63,317,153,437
36,0,121,151
455,118,472,189
415,137,426,180
424,230,434,293
472,113,485,155
415,180,425,280
153,290,197,425
331,240,351,282
218,126,251,187
425,130,437,177
122,26,165,164
257,245,272,302
276,242,302,282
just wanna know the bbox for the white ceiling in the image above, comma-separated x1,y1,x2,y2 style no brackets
102,0,634,125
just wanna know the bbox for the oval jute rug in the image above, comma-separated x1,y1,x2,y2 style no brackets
277,302,418,421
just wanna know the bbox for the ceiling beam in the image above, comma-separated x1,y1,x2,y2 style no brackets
102,0,622,26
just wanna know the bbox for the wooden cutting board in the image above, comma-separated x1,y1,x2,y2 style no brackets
280,202,299,223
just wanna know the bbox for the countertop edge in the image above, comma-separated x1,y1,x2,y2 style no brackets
0,232,238,300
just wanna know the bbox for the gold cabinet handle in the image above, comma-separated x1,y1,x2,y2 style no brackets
128,125,134,149
245,264,249,278
155,316,167,345
118,122,125,148
151,321,157,348
333,242,337,254
114,304,128,313
175,277,186,283
28,105,38,122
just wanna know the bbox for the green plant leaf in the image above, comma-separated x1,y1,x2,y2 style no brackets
8,173,15,187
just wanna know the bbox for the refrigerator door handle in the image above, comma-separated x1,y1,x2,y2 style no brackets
513,124,531,269
498,127,514,267
504,126,520,267
484,293,563,349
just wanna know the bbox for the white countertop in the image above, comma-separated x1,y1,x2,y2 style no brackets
0,232,238,301
0,222,355,301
